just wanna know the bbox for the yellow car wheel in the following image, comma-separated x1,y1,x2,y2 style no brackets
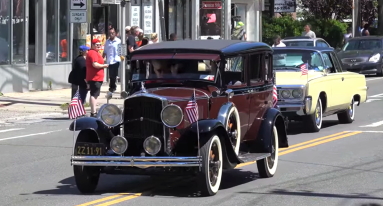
303,98,322,133
337,99,355,123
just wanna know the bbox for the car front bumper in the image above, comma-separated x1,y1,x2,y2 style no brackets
343,62,383,75
71,156,202,168
277,96,312,116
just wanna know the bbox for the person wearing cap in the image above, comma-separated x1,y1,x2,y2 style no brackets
86,39,109,117
103,27,121,93
68,45,89,105
231,21,247,41
125,26,131,36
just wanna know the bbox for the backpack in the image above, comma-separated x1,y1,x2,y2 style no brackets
231,26,244,40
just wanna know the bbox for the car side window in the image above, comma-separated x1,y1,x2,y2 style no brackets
248,53,262,85
329,52,343,72
224,56,245,86
317,41,329,47
322,53,336,73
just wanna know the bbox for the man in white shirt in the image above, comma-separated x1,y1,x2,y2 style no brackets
103,28,121,93
302,24,316,39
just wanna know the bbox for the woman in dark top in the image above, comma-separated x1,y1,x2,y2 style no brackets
362,24,370,36
140,37,149,47
68,45,89,104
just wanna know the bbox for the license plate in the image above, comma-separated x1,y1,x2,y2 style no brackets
75,142,105,156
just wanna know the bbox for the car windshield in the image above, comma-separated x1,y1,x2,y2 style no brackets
130,59,219,82
283,41,314,47
273,50,324,71
342,39,382,51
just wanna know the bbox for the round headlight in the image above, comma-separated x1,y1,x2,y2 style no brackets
292,89,303,98
143,136,162,155
99,104,123,127
110,136,128,154
281,90,291,98
161,104,183,127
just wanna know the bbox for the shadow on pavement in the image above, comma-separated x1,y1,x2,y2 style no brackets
287,120,339,135
139,169,258,198
27,169,257,198
238,189,383,201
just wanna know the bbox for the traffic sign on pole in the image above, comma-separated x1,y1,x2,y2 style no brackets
70,0,87,10
70,11,88,23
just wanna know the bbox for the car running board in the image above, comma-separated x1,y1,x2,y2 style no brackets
238,152,271,163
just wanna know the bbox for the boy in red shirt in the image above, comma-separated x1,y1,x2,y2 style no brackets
86,39,109,117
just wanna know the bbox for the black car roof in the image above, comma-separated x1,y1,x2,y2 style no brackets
347,36,383,40
132,40,272,56
272,46,334,52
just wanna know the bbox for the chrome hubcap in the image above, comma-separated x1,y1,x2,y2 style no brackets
209,142,220,187
315,103,321,126
349,102,354,117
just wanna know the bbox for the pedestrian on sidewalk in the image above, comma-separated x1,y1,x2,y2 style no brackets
302,24,316,39
362,24,370,36
272,35,286,47
86,39,109,117
103,28,121,93
68,45,89,104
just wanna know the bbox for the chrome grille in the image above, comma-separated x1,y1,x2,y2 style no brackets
123,96,163,139
341,57,366,63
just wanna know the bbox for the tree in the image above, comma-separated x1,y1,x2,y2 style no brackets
298,0,352,20
299,0,377,23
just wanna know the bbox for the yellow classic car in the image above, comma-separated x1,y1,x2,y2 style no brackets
273,47,368,132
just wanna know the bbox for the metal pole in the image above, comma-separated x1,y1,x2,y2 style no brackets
158,0,167,41
352,0,355,38
121,1,127,97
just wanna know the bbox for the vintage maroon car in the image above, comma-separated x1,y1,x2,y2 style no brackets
69,40,289,196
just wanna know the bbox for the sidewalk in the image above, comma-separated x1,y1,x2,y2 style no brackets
0,83,124,121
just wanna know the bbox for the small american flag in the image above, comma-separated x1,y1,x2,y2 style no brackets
185,91,199,124
301,63,308,75
68,90,86,119
273,85,278,108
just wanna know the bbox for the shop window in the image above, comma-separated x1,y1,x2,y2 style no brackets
166,0,191,40
46,0,71,63
13,0,25,64
200,0,222,38
0,0,10,65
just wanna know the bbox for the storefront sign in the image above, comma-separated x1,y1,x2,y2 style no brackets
142,0,153,34
201,1,222,9
274,0,296,13
70,11,88,23
131,6,141,27
86,34,107,54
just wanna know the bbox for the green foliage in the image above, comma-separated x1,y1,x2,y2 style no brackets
302,17,348,49
262,15,301,46
262,16,348,49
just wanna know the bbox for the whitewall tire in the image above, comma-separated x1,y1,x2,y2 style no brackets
198,135,223,196
226,106,241,155
257,125,279,178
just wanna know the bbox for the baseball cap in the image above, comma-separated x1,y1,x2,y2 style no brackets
92,39,101,44
126,26,131,31
79,45,90,52
238,21,244,26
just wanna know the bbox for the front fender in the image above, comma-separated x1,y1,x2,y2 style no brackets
173,119,242,168
251,108,289,153
69,117,117,141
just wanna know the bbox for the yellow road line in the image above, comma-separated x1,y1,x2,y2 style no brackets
76,194,128,206
75,130,361,205
235,131,359,168
94,193,142,206
278,131,350,151
278,131,361,156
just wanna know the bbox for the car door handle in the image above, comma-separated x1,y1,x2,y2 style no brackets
342,77,344,81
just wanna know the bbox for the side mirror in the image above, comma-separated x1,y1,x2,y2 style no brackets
323,66,330,75
224,89,234,99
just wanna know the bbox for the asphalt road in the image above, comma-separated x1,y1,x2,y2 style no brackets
1,77,383,206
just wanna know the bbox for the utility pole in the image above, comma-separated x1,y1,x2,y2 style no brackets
120,0,128,98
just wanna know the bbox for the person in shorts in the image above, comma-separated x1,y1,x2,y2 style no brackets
86,39,109,117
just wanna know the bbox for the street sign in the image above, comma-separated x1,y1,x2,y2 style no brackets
70,0,87,10
70,11,88,23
